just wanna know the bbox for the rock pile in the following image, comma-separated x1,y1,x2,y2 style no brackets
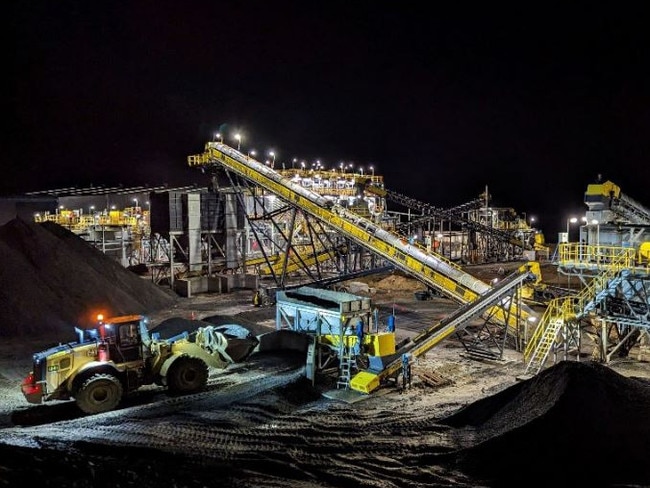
442,360,650,485
0,217,176,341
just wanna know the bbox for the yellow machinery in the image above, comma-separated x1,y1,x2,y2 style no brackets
256,246,339,276
350,267,537,393
20,314,300,414
524,179,650,375
188,142,540,393
319,330,396,357
35,207,148,236
274,286,397,388
188,142,536,329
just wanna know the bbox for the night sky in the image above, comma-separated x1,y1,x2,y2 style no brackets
7,2,650,238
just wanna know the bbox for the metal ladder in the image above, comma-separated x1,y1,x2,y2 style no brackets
337,343,357,389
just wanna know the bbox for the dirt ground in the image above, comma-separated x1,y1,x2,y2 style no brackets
1,265,649,487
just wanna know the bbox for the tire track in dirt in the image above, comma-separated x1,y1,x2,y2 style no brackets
0,360,305,447
0,361,482,487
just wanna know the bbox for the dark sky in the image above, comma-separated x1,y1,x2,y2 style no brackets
7,2,650,237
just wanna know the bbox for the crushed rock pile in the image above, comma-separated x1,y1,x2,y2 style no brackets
441,360,650,485
0,218,177,341
373,272,422,292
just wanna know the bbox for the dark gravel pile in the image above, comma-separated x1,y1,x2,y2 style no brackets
0,217,177,341
441,360,650,485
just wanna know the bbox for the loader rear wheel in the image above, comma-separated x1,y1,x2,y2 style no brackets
75,373,123,415
166,356,209,395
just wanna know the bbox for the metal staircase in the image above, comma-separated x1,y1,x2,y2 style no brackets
582,273,627,315
523,299,571,376
524,252,631,375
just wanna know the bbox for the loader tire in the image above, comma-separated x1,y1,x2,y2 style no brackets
75,373,123,415
166,356,209,395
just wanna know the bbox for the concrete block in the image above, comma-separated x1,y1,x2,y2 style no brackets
174,279,192,297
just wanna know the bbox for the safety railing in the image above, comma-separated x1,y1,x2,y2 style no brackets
524,248,631,374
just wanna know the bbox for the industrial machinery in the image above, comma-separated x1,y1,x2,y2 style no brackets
188,142,540,385
360,179,542,263
274,286,397,389
350,266,537,393
20,314,264,414
525,179,650,375
188,142,537,326
272,265,536,395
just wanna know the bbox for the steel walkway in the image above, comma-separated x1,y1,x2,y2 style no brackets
524,252,650,375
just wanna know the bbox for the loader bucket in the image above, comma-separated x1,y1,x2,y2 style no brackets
254,329,310,355
225,337,259,362
213,323,259,363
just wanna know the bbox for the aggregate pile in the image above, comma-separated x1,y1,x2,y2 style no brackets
441,360,650,486
0,217,176,340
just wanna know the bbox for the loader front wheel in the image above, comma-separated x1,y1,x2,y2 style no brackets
166,356,209,395
75,373,123,415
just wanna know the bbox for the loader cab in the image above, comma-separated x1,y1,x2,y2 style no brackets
100,315,147,364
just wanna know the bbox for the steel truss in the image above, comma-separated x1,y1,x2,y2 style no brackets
454,271,532,359
366,184,532,263
216,168,392,289
586,274,650,362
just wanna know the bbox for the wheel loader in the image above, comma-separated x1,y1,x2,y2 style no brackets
20,314,307,415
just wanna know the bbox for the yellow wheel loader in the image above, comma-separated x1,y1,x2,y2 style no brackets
21,314,304,415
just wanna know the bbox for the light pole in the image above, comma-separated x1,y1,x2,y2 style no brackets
370,165,374,177
566,216,577,242
269,151,275,168
248,149,256,159
215,132,223,143
234,133,241,150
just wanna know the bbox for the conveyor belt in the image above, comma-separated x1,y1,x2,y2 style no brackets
613,193,650,225
364,183,530,249
584,180,650,225
351,267,536,392
188,142,536,331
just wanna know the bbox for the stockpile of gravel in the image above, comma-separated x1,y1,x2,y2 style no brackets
441,360,650,485
0,217,177,341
